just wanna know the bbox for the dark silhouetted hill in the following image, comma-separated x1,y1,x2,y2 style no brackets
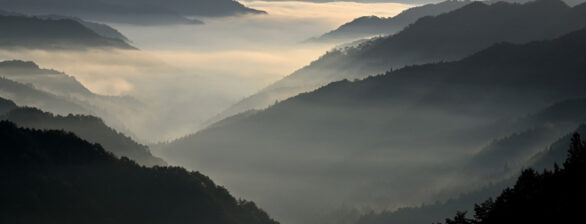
310,0,472,43
0,98,165,166
0,10,130,42
0,0,264,25
39,15,129,42
0,121,278,224
110,0,265,17
213,0,586,123
0,60,149,141
0,97,16,114
0,14,135,50
353,98,586,224
438,134,586,224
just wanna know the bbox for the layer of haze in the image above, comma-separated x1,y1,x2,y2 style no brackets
0,1,412,141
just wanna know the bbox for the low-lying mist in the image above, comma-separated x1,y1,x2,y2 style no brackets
0,1,411,142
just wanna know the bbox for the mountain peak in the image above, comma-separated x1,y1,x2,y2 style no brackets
527,0,570,9
0,60,40,70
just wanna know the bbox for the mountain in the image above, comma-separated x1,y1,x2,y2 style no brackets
355,180,511,224
0,14,135,50
0,0,264,25
0,10,130,42
0,60,145,139
0,60,93,97
438,134,586,224
0,77,89,115
354,98,586,224
39,15,129,42
0,97,165,166
0,97,16,114
262,0,586,6
490,0,586,7
158,28,586,224
212,0,586,124
0,121,278,224
310,0,472,43
107,0,265,17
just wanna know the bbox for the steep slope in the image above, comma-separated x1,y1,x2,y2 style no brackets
0,14,134,50
0,10,130,42
355,180,511,224
355,99,586,224
0,98,165,166
213,0,586,123
0,60,93,97
159,28,586,224
0,77,89,115
106,0,265,17
310,0,472,43
0,60,144,139
0,121,278,224
0,0,263,25
0,96,16,114
39,15,129,42
439,134,586,224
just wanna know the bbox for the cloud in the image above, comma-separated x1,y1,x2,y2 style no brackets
0,1,413,141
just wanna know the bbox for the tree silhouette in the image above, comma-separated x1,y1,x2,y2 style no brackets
439,132,586,224
0,121,278,224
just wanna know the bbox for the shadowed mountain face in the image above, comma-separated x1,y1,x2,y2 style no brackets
0,121,278,224
310,0,472,43
355,98,586,224
0,97,16,114
0,77,90,116
39,15,129,41
0,0,264,25
438,134,586,224
0,14,134,50
212,0,586,124
0,60,145,134
108,0,265,17
0,97,165,166
0,10,130,42
157,28,586,224
0,60,93,97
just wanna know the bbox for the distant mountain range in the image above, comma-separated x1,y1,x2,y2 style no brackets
210,0,586,125
0,60,94,96
0,10,129,42
0,120,278,224
309,0,472,43
355,98,586,224
0,13,134,50
157,26,586,224
39,15,129,42
0,60,148,141
0,0,265,25
0,97,165,166
0,77,90,115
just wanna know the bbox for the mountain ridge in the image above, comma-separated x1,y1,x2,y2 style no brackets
210,0,586,125
159,27,586,224
0,14,135,50
0,120,279,224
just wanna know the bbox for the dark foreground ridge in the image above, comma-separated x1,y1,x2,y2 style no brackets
439,133,586,224
0,121,279,224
